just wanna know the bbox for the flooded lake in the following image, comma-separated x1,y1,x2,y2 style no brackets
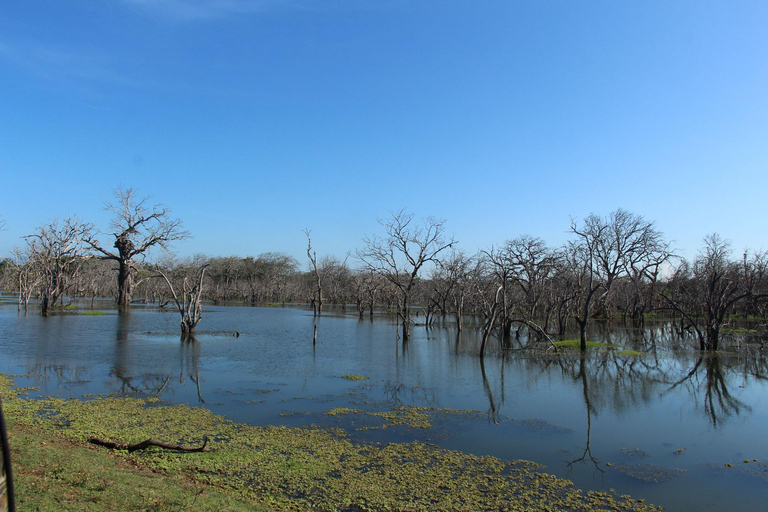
1,300,767,511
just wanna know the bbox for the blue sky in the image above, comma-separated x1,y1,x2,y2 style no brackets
1,1,766,264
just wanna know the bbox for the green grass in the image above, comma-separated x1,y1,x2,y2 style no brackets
339,374,369,381
9,425,261,511
554,339,618,349
721,328,758,335
53,304,79,311
0,373,659,511
81,311,107,316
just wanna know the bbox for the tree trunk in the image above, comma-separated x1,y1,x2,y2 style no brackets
117,260,132,306
401,296,410,341
576,318,587,351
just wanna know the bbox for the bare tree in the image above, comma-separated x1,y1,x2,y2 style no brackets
85,187,190,307
569,209,668,350
358,210,455,341
155,257,210,337
303,229,322,315
24,217,91,316
661,234,760,351
6,248,39,312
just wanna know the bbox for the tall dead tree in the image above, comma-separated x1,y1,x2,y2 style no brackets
85,187,189,307
359,210,455,341
569,209,668,350
303,229,322,315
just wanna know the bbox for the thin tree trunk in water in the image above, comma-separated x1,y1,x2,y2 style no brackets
577,318,587,351
480,286,503,358
401,297,410,341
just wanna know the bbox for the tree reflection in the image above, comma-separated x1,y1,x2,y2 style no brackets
667,353,750,427
180,337,204,403
516,348,672,474
22,363,89,389
566,353,602,474
479,356,501,425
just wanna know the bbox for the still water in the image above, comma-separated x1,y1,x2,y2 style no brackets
1,300,767,511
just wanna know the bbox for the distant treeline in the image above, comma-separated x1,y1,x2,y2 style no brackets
1,188,767,351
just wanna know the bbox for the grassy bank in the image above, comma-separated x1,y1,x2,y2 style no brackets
1,374,660,511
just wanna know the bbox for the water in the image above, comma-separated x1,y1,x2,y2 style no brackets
1,300,767,510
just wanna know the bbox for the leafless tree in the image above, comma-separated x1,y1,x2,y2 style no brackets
6,248,40,312
661,234,762,351
433,250,476,331
569,209,668,350
85,187,190,307
24,217,92,316
155,257,210,337
358,210,455,341
304,229,322,315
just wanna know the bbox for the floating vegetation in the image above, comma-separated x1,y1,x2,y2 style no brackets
614,463,686,483
705,461,768,481
325,405,443,430
622,448,651,457
554,339,618,349
721,328,758,335
520,418,572,432
0,373,660,511
340,374,369,381
81,310,107,316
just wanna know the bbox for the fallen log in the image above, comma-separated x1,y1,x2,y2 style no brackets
88,435,209,453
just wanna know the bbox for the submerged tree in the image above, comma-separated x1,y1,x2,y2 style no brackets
359,210,455,341
155,258,210,337
85,187,189,307
661,234,761,351
304,229,323,315
24,217,92,316
569,209,669,350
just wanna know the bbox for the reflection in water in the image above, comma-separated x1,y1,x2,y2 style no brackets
567,353,602,475
668,354,750,427
180,338,204,403
3,306,768,512
479,356,501,425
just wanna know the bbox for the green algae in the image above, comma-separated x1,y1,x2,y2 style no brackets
0,373,660,511
340,374,370,381
613,463,686,483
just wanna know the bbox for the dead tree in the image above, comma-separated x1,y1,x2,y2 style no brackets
24,217,91,316
568,209,667,350
303,229,322,315
359,210,455,341
661,234,759,351
86,187,189,307
155,261,209,337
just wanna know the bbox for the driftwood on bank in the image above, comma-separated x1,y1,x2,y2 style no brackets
88,436,209,453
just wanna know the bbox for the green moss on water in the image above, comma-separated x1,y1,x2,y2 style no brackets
81,311,107,316
0,374,660,511
721,328,758,335
340,374,369,381
554,339,618,349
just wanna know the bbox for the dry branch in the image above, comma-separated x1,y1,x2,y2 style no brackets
88,436,209,452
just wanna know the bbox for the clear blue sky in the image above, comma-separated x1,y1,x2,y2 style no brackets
1,1,767,264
